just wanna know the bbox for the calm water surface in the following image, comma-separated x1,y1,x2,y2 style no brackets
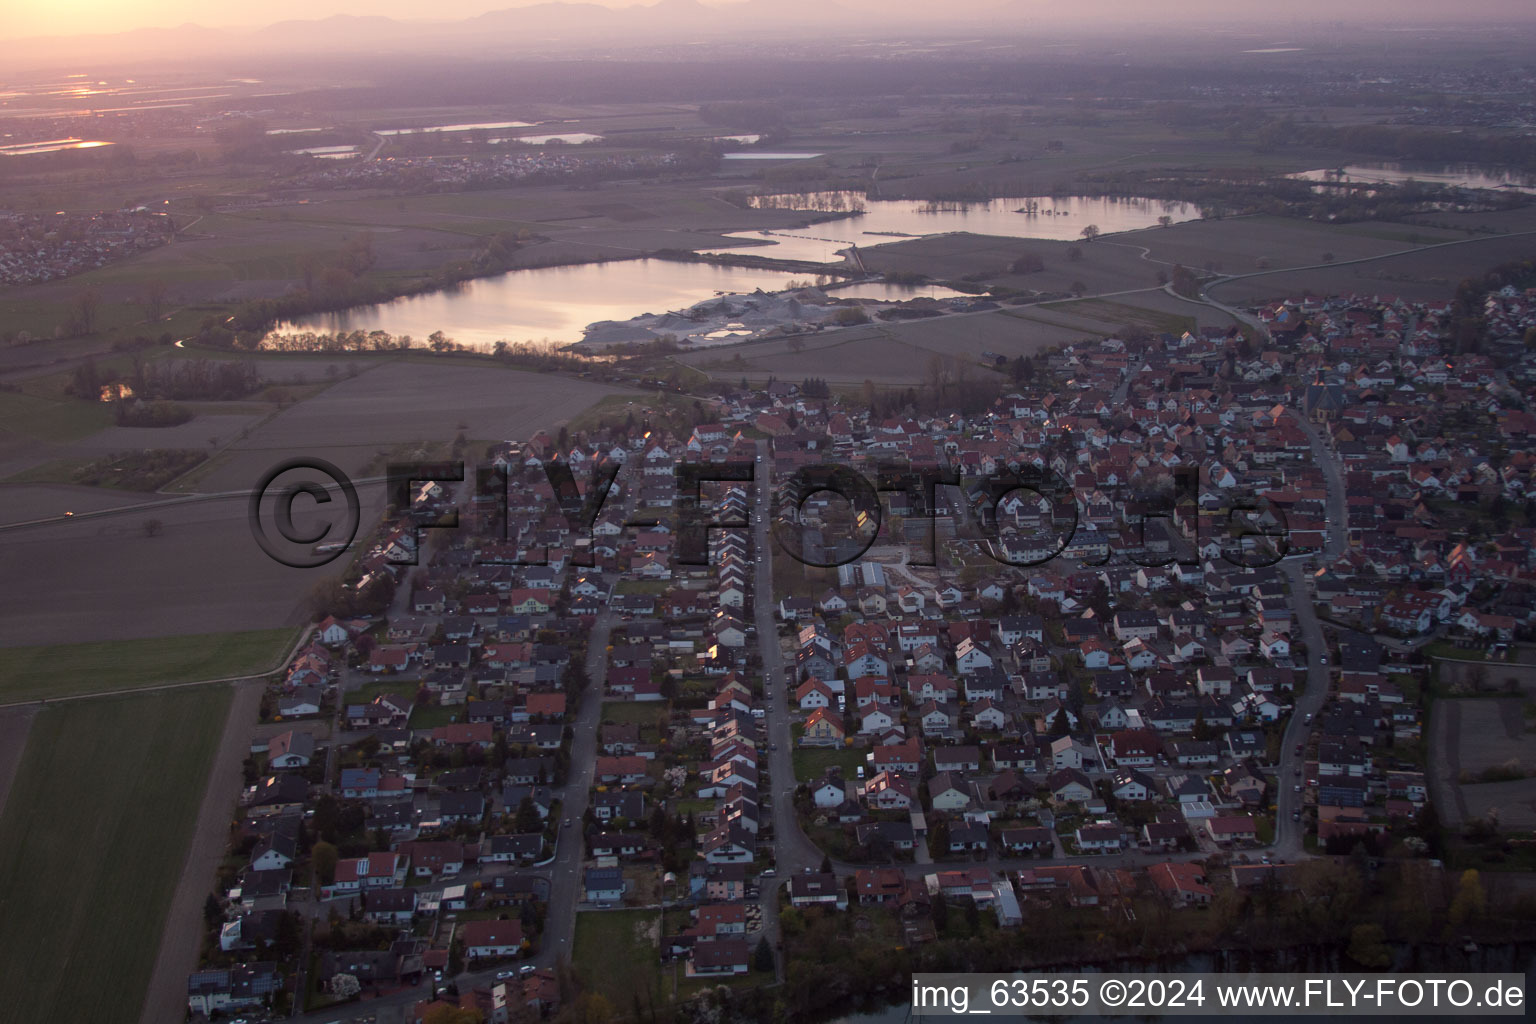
702,192,1199,263
1289,162,1536,194
271,259,804,350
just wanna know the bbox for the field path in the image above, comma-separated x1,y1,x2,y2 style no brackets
137,678,262,1024
0,706,36,821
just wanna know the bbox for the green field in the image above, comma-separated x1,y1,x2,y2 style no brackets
0,686,234,1024
0,390,114,443
343,679,420,705
0,627,298,704
601,700,669,726
791,737,865,783
573,909,666,1008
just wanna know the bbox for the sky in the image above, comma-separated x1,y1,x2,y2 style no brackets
3,0,1532,42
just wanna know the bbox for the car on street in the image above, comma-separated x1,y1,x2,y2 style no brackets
1294,784,1302,793
497,970,516,980
1293,811,1301,821
562,818,571,828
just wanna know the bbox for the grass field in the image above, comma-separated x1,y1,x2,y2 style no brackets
573,908,665,1008
344,679,420,705
0,391,114,443
0,627,297,704
0,686,234,1024
791,739,865,783
601,701,668,726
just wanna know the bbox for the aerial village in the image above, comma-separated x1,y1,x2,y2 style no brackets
188,283,1536,1018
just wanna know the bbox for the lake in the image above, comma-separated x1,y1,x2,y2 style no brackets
270,258,806,350
722,152,825,161
826,282,970,301
1289,162,1536,194
701,192,1199,263
373,121,537,136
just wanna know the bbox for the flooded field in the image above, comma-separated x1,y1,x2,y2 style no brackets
702,192,1199,263
1289,162,1536,194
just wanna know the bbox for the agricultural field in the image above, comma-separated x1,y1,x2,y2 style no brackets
1208,230,1536,306
6,448,207,491
0,357,630,645
0,686,233,1024
0,627,296,703
0,487,360,646
859,231,1165,295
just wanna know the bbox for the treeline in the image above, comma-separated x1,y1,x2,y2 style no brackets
1067,168,1526,224
1279,119,1536,171
74,357,262,402
197,230,535,346
1443,257,1536,354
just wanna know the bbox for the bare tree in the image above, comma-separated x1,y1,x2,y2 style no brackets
142,278,169,322
73,288,100,335
142,518,163,538
1079,224,1101,242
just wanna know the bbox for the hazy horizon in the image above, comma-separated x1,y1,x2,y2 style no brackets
6,0,1536,44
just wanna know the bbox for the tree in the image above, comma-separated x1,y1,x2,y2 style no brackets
331,973,361,999
1449,868,1487,925
1010,253,1044,274
930,890,949,932
142,278,169,322
1171,264,1200,298
1066,246,1083,263
1069,280,1087,297
142,518,164,538
1080,224,1101,242
515,796,542,834
73,288,100,335
820,853,832,874
1346,923,1390,967
753,934,774,973
203,892,223,928
1322,251,1336,264
312,840,340,885
1157,215,1173,228
788,336,806,353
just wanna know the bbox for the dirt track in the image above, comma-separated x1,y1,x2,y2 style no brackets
137,680,261,1024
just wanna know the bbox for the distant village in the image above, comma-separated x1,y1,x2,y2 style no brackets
189,283,1536,1019
0,207,171,288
